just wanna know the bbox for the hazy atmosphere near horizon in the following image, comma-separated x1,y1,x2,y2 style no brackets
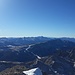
0,0,75,37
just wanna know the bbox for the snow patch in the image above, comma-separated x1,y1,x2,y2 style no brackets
74,62,75,67
25,45,41,59
7,45,14,47
23,68,42,75
36,55,41,59
26,45,32,51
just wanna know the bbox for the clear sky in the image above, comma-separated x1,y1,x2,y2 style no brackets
0,0,75,37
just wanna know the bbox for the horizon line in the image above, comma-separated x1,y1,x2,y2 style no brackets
0,36,75,38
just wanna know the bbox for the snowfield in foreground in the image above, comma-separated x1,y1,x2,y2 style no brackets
23,68,42,75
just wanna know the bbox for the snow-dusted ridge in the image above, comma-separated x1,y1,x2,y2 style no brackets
25,45,41,60
26,45,32,51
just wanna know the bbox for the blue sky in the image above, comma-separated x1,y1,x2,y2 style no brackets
0,0,75,37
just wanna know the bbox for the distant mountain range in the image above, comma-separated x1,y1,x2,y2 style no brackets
0,37,75,75
0,36,52,46
0,36,75,46
0,38,75,62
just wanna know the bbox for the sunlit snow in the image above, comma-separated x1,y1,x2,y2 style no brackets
23,68,42,75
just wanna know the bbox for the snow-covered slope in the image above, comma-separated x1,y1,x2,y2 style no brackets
23,68,42,75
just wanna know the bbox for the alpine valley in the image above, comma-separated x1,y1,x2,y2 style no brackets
0,36,75,75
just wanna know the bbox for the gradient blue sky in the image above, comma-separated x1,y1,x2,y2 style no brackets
0,0,75,37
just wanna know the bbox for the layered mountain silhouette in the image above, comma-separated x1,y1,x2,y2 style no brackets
0,37,75,75
0,37,75,46
0,39,75,62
